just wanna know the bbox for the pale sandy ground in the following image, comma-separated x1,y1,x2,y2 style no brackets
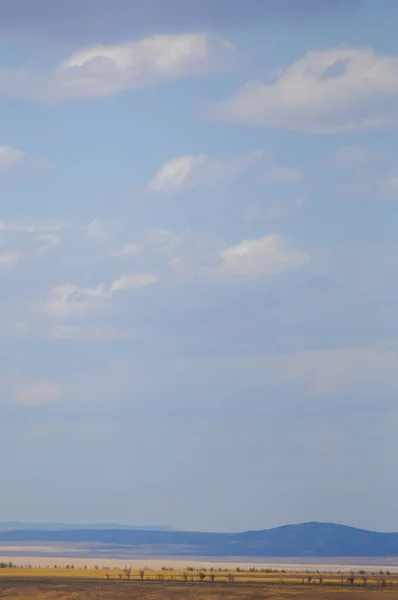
0,554,397,573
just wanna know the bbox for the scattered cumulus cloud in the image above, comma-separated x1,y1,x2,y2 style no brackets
0,33,235,102
215,234,310,278
13,381,64,406
207,46,398,133
115,228,219,281
149,150,265,193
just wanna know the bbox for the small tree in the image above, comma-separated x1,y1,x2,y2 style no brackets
199,572,206,583
106,573,110,580
124,567,131,580
347,575,355,587
378,576,387,587
140,570,145,581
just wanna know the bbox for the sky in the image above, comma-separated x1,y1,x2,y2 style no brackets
1,0,398,534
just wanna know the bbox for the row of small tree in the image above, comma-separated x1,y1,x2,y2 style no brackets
105,569,235,583
303,574,394,587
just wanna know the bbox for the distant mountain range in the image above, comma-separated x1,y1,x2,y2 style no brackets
0,522,397,557
0,522,175,532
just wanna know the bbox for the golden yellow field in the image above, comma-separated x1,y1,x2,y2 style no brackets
0,567,396,588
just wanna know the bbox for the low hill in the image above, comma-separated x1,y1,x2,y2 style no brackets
0,522,397,557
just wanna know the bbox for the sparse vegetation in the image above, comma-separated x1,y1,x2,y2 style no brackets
0,564,396,588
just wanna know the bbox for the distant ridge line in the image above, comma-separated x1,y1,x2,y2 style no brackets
0,522,397,557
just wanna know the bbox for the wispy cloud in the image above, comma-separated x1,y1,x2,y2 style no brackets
264,167,302,183
45,272,159,318
149,150,265,193
0,218,62,233
330,144,382,166
0,251,22,268
13,381,64,406
0,145,53,173
0,145,25,171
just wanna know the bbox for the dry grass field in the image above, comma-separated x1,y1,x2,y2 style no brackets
0,562,398,594
0,567,397,586
0,579,398,600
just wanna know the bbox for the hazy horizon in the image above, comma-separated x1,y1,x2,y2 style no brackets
1,0,397,533
0,520,397,535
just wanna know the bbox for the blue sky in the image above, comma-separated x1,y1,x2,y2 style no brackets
1,0,398,533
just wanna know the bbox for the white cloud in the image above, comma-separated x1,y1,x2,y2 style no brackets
207,46,398,132
36,233,60,255
149,150,264,193
110,273,159,293
0,251,22,268
330,144,382,166
46,273,159,317
0,146,54,174
216,234,310,278
85,218,109,240
0,145,26,171
264,167,302,183
0,33,235,102
46,283,107,318
118,242,140,257
13,381,64,406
